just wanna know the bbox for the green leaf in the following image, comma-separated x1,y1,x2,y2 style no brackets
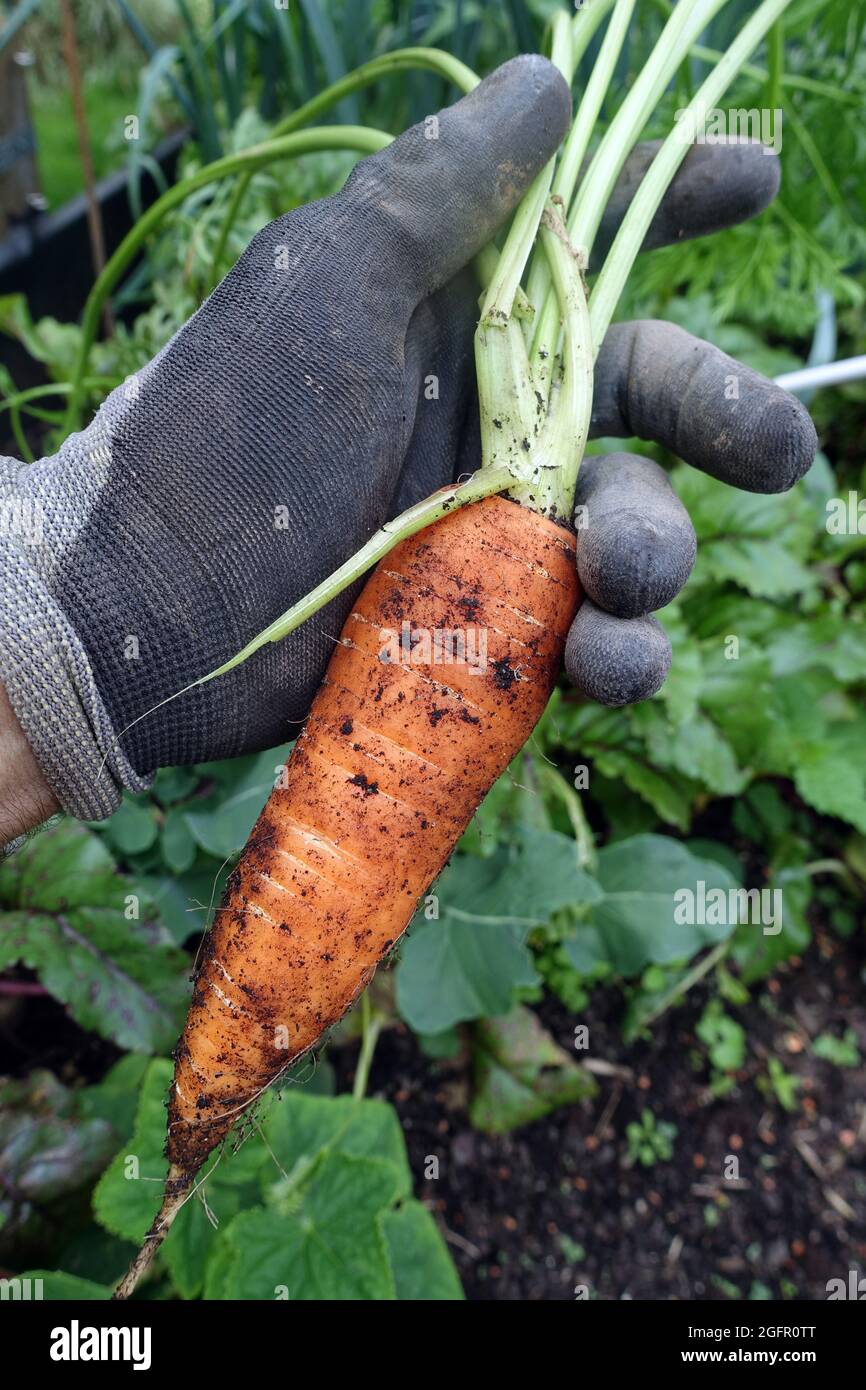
77,1056,151,1136
470,1005,597,1134
733,861,812,983
574,835,741,977
593,749,694,830
216,1154,398,1300
137,869,217,945
699,537,813,598
812,1030,860,1067
417,1027,462,1059
396,828,599,1034
16,1271,111,1300
0,294,83,380
161,809,197,873
381,1202,464,1300
151,767,201,806
92,1060,173,1243
0,822,189,1053
93,1057,263,1299
641,710,748,797
696,1000,746,1072
184,744,292,858
793,725,866,832
100,795,159,856
0,1072,116,1215
261,1092,412,1202
672,467,815,598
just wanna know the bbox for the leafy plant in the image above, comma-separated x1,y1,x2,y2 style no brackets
625,1109,678,1167
758,1055,802,1112
470,1005,596,1134
812,1029,861,1067
0,821,189,1053
696,998,747,1072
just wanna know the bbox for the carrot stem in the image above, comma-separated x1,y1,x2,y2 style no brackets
589,0,797,347
147,0,802,701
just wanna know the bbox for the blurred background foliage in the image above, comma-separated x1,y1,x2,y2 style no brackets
0,0,864,1300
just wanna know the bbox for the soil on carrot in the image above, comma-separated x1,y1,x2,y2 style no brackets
335,928,866,1302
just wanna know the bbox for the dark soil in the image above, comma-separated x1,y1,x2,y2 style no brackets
335,926,866,1302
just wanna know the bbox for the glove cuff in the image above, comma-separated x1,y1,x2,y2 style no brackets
0,536,152,820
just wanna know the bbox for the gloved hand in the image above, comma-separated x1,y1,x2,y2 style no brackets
563,141,818,703
0,57,816,825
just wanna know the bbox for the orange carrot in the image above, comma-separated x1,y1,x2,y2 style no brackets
115,495,578,1297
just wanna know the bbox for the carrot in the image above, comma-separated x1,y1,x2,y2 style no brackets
113,496,577,1297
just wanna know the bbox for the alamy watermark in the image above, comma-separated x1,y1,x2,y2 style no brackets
674,99,783,156
826,491,866,535
378,622,488,674
674,880,783,935
0,496,43,546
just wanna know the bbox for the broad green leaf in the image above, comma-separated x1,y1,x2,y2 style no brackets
161,809,197,873
793,727,866,832
100,796,158,856
93,1059,261,1299
381,1202,464,1300
137,870,218,946
470,1006,597,1134
733,863,812,982
396,828,599,1034
593,749,694,830
77,1056,151,1136
397,919,536,1035
0,822,189,1053
639,709,747,797
217,1154,398,1300
16,1271,111,1300
672,467,815,598
151,766,201,805
698,538,813,598
261,1093,412,1202
0,294,82,379
184,743,292,858
579,835,741,976
92,1060,173,1243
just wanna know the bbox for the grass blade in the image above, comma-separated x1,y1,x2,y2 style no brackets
296,0,360,121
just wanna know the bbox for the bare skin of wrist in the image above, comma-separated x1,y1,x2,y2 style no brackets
0,682,60,843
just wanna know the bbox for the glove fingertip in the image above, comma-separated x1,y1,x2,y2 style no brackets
577,511,696,618
564,601,672,707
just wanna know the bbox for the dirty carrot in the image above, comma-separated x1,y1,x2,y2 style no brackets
114,499,578,1298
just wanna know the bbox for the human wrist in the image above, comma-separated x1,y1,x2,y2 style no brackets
0,680,59,843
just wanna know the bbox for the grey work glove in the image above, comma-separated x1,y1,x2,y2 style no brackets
0,61,817,822
563,139,817,706
0,56,571,819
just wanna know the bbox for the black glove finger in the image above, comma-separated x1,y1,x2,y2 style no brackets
574,452,696,619
591,320,817,493
590,137,780,269
390,270,478,514
341,55,571,306
564,599,671,708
